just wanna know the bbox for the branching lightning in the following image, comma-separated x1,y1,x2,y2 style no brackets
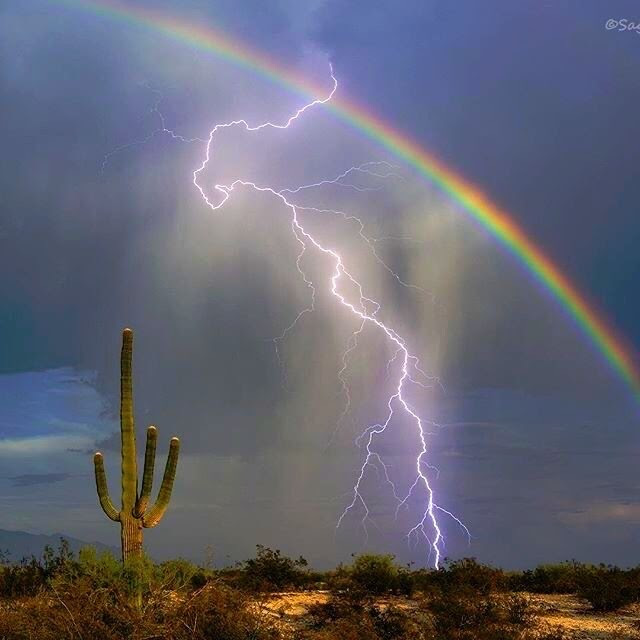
101,84,205,173
103,66,469,568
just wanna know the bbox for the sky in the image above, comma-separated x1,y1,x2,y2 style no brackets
0,0,639,569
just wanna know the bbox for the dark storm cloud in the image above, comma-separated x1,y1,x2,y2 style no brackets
8,473,72,487
0,0,638,569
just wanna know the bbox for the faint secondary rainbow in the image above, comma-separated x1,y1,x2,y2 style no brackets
58,0,640,400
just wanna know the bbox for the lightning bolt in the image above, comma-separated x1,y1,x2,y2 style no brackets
103,65,468,568
101,84,205,173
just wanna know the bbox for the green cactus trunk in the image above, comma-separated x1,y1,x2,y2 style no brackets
93,328,180,607
121,513,143,561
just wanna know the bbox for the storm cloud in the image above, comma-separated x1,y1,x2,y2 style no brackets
0,0,638,569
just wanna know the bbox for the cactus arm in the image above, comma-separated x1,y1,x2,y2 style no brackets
143,437,179,528
134,425,157,517
94,453,120,522
120,328,138,511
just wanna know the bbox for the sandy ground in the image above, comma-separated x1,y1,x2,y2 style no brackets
529,593,640,639
257,591,640,639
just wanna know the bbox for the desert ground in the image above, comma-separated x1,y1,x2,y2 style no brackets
259,591,640,639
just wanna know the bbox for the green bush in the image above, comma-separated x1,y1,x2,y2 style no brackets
428,591,496,638
303,592,426,640
54,547,209,601
369,604,423,640
0,538,77,598
503,594,535,626
409,567,438,594
156,557,203,590
577,565,640,612
294,614,379,640
432,557,507,596
174,583,280,640
0,556,48,598
395,567,415,597
307,592,367,627
240,545,308,592
511,561,584,594
66,546,123,587
350,554,399,595
425,591,545,640
190,569,210,589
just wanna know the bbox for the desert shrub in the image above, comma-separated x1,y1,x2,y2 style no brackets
326,564,352,591
303,588,547,640
295,614,379,640
428,591,494,637
307,593,367,628
503,594,535,626
329,557,504,599
303,592,426,640
299,569,327,590
53,548,191,605
576,565,640,612
58,546,123,588
42,538,75,574
511,561,584,594
425,590,537,640
215,565,245,589
410,567,438,594
0,556,46,598
350,554,399,595
155,557,202,590
432,557,507,596
240,544,308,592
369,604,423,640
190,568,210,589
394,567,415,597
0,538,77,598
170,583,280,640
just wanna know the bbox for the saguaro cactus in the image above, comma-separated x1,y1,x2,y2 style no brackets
93,328,180,568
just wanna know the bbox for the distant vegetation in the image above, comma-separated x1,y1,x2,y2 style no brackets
1,539,639,638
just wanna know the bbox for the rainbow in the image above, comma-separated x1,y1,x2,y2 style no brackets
58,0,640,400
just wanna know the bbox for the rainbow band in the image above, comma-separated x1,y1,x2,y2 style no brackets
58,0,640,400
